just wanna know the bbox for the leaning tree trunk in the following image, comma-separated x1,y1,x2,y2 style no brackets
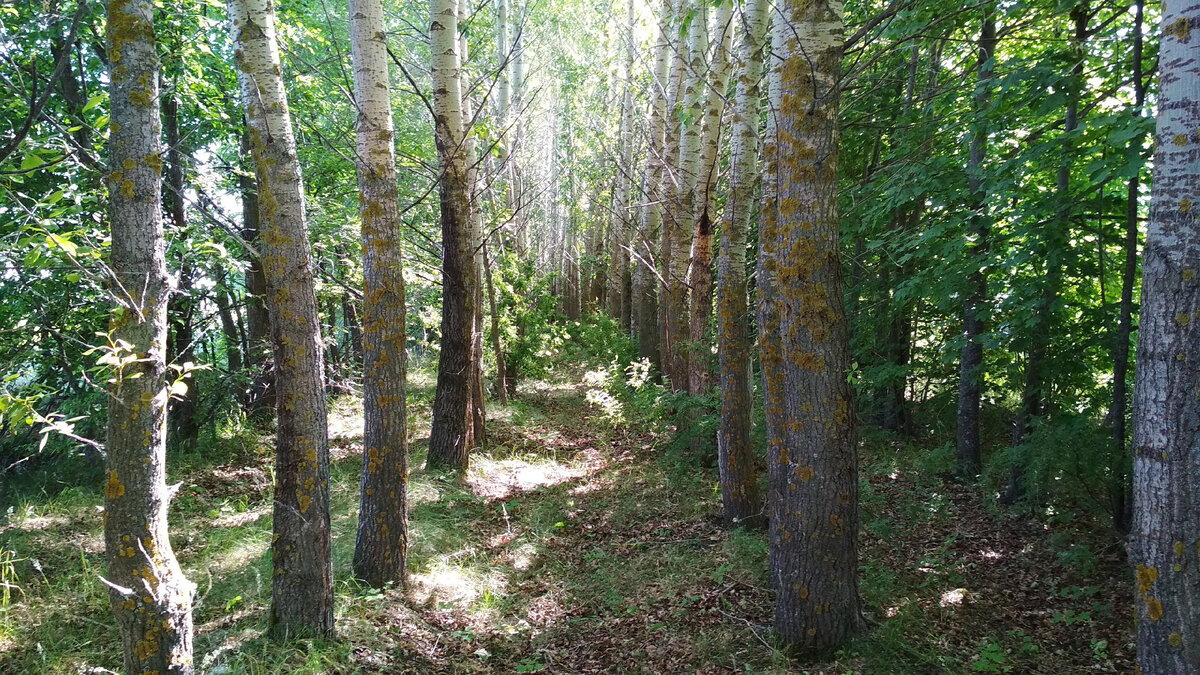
102,0,194,670
759,0,862,649
1130,3,1200,670
955,6,997,478
688,0,733,396
228,0,334,638
427,0,478,471
348,0,410,589
716,0,766,529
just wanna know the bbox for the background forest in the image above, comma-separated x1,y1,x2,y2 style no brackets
0,0,1189,672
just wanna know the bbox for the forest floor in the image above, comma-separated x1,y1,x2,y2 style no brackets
0,366,1134,673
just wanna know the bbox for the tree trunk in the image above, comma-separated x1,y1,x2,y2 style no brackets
1003,4,1087,504
228,0,334,638
716,0,766,528
215,271,245,376
1131,3,1200,669
1106,0,1144,534
162,90,199,447
760,0,861,649
608,0,635,330
484,243,509,404
427,0,478,471
102,1,195,669
239,129,272,411
688,0,733,396
955,7,997,478
348,0,410,589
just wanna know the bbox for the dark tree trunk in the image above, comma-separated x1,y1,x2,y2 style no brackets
162,90,199,446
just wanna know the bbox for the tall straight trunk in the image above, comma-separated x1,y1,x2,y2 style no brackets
665,0,705,392
660,0,687,381
716,0,766,528
348,0,410,589
634,0,671,372
239,129,272,412
462,0,487,445
228,0,333,638
162,91,199,446
484,242,509,404
1003,4,1087,504
215,271,244,376
427,0,477,470
608,0,635,329
1107,0,1144,533
955,7,997,478
760,0,861,649
1131,3,1200,669
102,0,194,669
688,0,733,396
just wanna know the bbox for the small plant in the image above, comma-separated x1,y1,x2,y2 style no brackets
971,638,1008,672
1091,639,1109,661
514,657,546,672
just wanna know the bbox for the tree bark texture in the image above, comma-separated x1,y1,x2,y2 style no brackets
759,0,861,650
348,0,410,589
103,0,195,669
1131,4,1200,671
427,0,478,470
228,0,334,638
716,0,767,528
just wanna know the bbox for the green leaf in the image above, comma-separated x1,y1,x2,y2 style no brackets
46,233,78,257
20,154,44,170
82,94,106,113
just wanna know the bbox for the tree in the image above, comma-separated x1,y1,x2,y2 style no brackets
228,0,334,638
101,0,194,669
715,0,767,528
759,0,861,649
426,0,479,471
1130,3,1200,670
956,5,998,478
348,0,410,589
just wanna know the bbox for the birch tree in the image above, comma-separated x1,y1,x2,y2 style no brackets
348,0,410,589
228,0,334,637
1131,2,1200,670
759,0,861,648
102,0,194,668
716,0,766,528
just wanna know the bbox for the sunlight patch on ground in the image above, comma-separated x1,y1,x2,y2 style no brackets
209,505,270,529
940,587,970,607
328,394,366,441
209,538,268,575
466,455,592,501
408,562,507,608
0,514,71,533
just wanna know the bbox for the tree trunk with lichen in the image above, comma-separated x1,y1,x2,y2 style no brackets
228,0,334,638
1130,3,1200,670
716,0,766,529
688,0,733,396
759,0,862,650
348,0,410,589
427,0,478,470
102,0,195,670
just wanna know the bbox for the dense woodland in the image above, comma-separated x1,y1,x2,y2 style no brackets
0,0,1198,672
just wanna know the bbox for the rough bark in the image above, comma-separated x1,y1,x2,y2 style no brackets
955,5,997,478
427,0,477,471
608,0,635,330
484,243,509,404
1131,4,1200,670
348,0,410,589
716,0,766,528
660,0,690,392
759,0,861,650
228,0,334,638
102,0,194,669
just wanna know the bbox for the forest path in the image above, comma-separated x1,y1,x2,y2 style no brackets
0,371,1134,673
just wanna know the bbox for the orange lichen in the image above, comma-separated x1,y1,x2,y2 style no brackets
105,471,126,499
1146,596,1164,622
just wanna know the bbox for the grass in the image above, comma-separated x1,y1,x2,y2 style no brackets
0,365,1135,673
